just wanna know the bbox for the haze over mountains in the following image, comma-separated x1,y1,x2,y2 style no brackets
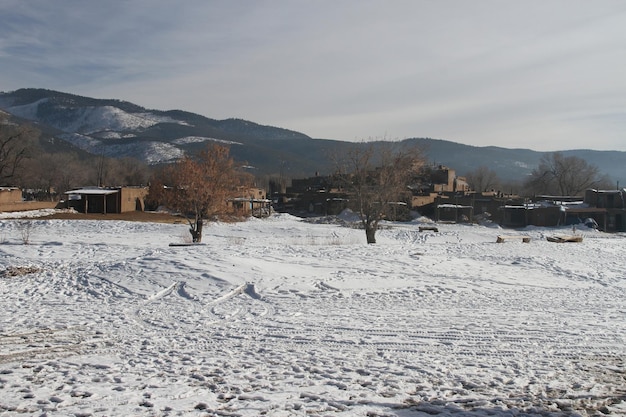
1,88,625,184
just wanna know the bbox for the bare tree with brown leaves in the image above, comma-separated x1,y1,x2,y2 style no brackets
148,144,251,243
334,142,425,244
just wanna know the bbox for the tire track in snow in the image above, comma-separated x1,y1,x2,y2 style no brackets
184,282,625,373
129,281,274,343
132,281,204,329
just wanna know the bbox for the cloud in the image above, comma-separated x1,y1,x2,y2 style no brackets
1,0,626,151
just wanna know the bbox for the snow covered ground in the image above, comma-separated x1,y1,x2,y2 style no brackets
0,212,624,416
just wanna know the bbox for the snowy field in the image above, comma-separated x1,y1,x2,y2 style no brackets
0,212,624,416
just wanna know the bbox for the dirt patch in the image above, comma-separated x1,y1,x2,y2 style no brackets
36,211,188,224
2,266,42,277
4,210,249,224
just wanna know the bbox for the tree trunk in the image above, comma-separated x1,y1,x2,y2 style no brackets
190,219,203,243
365,225,377,244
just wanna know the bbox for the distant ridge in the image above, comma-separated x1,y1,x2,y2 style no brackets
1,88,625,183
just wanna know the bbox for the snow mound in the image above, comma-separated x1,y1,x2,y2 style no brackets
0,208,77,219
173,136,243,146
7,100,188,135
337,208,360,222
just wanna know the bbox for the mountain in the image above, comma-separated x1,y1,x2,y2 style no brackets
407,138,626,185
0,107,94,158
1,88,625,184
0,88,336,177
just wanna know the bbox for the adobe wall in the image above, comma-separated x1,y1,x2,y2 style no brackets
0,201,59,212
119,187,149,212
0,188,22,204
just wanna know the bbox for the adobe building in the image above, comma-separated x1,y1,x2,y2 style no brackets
0,187,22,205
0,187,59,212
428,165,470,193
230,187,272,217
410,165,471,217
499,193,623,231
584,189,626,232
65,186,148,214
276,175,348,216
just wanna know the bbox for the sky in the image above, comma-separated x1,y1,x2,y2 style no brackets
1,1,625,151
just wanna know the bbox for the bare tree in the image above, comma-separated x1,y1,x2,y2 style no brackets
0,120,37,185
334,142,425,244
524,152,603,196
21,152,89,198
106,157,151,186
148,144,251,243
465,165,500,192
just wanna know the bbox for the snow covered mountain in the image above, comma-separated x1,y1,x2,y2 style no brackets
2,88,626,182
0,88,322,175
